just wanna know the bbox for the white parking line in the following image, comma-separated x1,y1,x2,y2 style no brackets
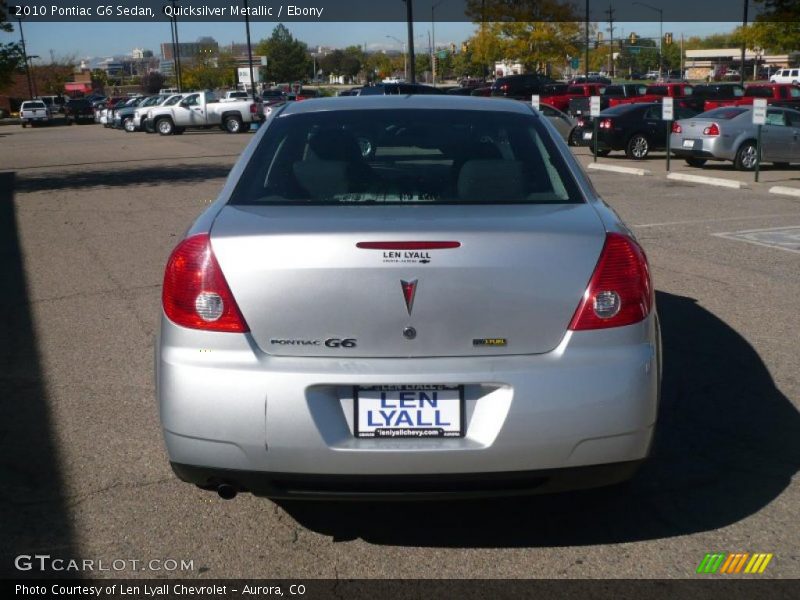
713,226,800,254
666,172,746,189
769,186,800,198
587,163,651,177
634,214,800,228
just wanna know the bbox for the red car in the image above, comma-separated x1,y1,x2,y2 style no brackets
609,83,704,112
544,83,606,113
704,83,800,111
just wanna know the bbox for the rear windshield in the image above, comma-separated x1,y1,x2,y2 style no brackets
698,107,749,120
22,102,46,109
229,109,582,206
746,87,774,97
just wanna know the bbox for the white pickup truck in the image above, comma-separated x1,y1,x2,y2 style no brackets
20,100,53,127
146,90,263,135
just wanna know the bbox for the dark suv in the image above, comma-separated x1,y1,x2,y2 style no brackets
359,83,444,95
490,74,555,100
64,98,96,124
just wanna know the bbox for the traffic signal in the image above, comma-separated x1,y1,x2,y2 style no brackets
597,31,604,42
461,42,469,53
664,32,673,45
630,32,638,45
432,55,438,72
450,42,456,54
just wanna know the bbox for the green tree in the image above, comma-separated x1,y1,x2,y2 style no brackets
140,71,165,94
736,1,800,53
0,7,23,90
255,24,312,83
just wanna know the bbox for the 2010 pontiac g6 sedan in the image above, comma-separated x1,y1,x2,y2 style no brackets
156,95,661,500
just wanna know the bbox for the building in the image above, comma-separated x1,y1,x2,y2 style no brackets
160,37,219,61
494,61,524,78
685,48,800,80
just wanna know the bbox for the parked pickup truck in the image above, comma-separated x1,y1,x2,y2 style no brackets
146,91,264,135
544,83,606,114
20,100,52,127
569,83,647,117
703,83,800,112
609,83,705,112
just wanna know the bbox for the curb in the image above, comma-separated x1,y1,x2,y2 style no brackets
768,186,800,198
587,163,650,177
666,172,746,189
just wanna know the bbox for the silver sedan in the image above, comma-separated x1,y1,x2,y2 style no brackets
156,96,661,500
671,106,800,170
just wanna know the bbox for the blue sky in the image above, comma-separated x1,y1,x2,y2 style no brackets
4,21,732,61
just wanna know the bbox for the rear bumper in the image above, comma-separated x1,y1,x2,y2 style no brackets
157,313,660,496
171,460,645,500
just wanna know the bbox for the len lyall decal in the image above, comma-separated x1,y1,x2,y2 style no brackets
696,553,773,574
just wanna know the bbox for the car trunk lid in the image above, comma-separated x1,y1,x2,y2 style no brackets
210,203,606,357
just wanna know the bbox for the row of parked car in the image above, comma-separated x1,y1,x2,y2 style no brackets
90,91,266,134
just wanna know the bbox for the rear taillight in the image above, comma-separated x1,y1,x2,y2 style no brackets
599,118,612,129
703,123,720,136
249,103,258,114
568,233,653,331
672,121,682,133
500,84,509,91
162,234,249,333
577,118,586,127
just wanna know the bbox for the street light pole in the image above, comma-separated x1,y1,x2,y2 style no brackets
15,17,34,99
169,0,183,92
243,0,256,99
634,2,663,77
431,0,445,87
741,0,749,84
404,0,416,83
387,35,408,82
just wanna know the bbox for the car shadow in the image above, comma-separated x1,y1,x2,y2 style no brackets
277,292,800,547
13,163,234,193
0,172,77,575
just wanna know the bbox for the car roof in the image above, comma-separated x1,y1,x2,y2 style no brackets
278,95,536,116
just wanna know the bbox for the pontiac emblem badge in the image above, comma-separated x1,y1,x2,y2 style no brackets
400,279,418,315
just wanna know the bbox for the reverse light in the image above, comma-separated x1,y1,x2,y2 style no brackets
703,123,720,136
672,121,682,134
568,233,653,331
162,234,249,332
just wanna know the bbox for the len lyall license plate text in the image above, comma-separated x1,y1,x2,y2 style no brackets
355,385,463,438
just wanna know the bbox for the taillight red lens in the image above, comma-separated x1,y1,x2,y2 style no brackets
568,233,653,331
249,103,258,114
162,234,249,333
672,121,682,133
703,123,720,136
599,118,612,129
500,84,509,91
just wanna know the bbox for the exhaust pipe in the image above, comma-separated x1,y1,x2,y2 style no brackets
216,484,237,500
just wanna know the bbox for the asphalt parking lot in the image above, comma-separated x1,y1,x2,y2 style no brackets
1,122,798,579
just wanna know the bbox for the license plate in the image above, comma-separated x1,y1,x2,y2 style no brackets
583,131,593,140
683,139,696,148
354,385,464,438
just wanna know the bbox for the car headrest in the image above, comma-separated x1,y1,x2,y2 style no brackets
293,160,350,200
457,160,525,202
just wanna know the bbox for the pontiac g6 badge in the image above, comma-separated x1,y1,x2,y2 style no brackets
401,279,418,315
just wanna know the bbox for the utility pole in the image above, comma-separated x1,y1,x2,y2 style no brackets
15,17,34,99
585,0,590,78
605,3,615,77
